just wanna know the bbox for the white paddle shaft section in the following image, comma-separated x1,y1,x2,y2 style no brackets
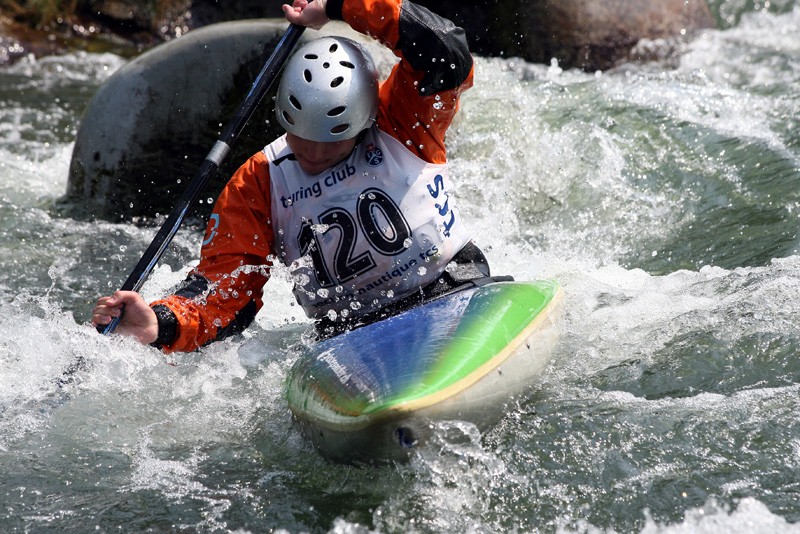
207,141,231,166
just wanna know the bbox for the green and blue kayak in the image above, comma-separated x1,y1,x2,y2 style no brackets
286,280,563,463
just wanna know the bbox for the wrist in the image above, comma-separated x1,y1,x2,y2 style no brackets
149,304,178,349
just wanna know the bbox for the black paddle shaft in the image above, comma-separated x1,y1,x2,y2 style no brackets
99,23,306,335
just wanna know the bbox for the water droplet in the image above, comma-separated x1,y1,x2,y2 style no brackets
403,237,413,249
417,267,427,276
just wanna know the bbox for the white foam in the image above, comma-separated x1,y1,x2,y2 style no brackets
638,498,800,534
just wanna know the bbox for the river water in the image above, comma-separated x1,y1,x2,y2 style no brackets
1,3,799,533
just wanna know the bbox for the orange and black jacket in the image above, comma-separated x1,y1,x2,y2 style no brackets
150,0,474,352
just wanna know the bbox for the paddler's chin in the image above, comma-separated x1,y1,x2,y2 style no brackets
286,133,358,175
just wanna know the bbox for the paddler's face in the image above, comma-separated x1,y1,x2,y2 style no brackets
286,132,358,175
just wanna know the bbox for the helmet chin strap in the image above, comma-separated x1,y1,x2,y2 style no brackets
354,128,370,145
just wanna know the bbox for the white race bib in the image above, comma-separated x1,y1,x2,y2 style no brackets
267,128,471,322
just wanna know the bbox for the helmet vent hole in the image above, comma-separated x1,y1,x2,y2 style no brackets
339,61,355,69
289,95,302,110
282,111,295,125
331,124,349,134
304,53,318,60
303,69,312,82
327,106,346,117
323,62,330,68
330,76,344,88
329,43,338,53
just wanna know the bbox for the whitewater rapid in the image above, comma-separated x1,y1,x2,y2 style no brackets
1,5,799,532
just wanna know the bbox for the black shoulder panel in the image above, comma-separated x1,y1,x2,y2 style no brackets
397,1,473,95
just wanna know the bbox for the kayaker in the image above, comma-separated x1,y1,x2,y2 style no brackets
92,0,500,351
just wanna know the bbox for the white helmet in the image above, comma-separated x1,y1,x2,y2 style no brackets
275,37,379,142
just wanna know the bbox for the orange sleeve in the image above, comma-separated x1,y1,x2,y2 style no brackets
339,0,474,163
152,152,274,353
339,0,400,47
376,62,474,164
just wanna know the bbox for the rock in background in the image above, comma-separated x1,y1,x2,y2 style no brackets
524,0,716,70
64,19,292,221
414,0,716,71
3,0,716,69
